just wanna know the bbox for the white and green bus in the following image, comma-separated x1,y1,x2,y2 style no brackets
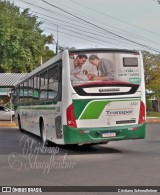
14,48,146,145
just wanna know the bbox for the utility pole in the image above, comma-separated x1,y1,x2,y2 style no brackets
56,25,59,54
8,90,13,123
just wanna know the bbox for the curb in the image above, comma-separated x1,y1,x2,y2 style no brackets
146,119,160,123
0,123,17,127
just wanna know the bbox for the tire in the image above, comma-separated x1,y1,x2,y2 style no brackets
40,120,48,147
18,116,23,132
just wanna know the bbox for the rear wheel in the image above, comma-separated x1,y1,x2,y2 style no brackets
40,120,48,147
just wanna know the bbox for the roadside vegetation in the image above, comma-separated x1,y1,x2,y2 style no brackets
147,112,160,117
0,0,55,73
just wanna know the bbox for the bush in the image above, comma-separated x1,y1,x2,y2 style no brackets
146,99,152,113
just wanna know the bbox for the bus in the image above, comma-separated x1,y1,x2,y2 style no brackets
14,48,146,145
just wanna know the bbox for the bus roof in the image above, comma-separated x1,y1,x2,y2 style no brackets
69,48,140,54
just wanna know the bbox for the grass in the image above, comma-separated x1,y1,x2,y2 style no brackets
146,111,160,117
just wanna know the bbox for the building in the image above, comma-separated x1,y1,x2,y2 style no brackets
0,73,27,105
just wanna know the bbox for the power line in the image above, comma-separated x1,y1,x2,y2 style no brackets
41,0,160,53
69,0,160,37
22,0,160,47
42,19,160,52
43,26,111,47
44,25,138,49
13,0,160,52
39,17,143,49
31,2,160,48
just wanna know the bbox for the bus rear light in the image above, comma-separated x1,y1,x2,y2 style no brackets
138,101,145,124
66,104,77,128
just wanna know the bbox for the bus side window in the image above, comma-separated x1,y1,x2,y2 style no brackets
48,66,58,99
14,87,20,105
24,81,28,103
33,75,40,101
28,78,33,102
40,71,48,100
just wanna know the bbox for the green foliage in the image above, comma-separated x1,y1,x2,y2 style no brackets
142,50,160,92
147,112,160,117
0,0,55,73
146,99,152,112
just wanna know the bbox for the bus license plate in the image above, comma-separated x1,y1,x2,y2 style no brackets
102,132,116,138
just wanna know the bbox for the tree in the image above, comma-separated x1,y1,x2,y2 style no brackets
142,50,160,111
146,99,152,114
0,0,55,73
142,51,160,90
58,46,76,53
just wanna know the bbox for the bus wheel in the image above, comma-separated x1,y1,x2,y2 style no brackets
40,120,48,147
18,116,23,132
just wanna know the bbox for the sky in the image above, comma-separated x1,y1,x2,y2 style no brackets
8,0,160,53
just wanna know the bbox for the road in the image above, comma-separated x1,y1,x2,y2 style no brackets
0,123,160,192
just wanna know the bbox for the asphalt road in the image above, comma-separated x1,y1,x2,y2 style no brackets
0,123,160,193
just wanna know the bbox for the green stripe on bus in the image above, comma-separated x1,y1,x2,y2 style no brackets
79,101,108,120
73,99,92,119
18,106,58,110
73,98,140,120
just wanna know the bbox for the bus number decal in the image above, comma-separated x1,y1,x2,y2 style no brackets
131,102,138,106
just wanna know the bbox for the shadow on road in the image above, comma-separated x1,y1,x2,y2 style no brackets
0,128,122,155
